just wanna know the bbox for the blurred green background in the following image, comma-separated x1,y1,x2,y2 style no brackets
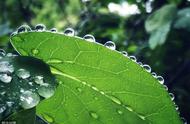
0,0,190,122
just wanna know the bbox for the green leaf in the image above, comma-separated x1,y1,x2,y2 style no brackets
174,8,190,32
0,55,56,122
145,4,177,49
11,32,182,124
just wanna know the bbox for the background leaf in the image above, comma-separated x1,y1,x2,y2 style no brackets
11,32,182,124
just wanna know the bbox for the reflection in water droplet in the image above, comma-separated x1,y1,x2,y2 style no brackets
151,72,157,78
43,114,54,123
0,74,12,83
117,109,123,115
122,51,128,57
35,24,46,31
169,93,175,101
157,76,164,84
17,25,31,33
64,28,75,36
104,41,116,50
16,69,30,79
110,96,122,105
38,86,55,98
129,56,137,62
20,91,40,109
83,34,95,42
0,61,14,73
31,49,39,55
143,64,151,73
89,111,99,119
50,28,57,32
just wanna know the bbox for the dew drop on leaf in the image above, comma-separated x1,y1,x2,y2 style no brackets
89,111,99,119
0,61,14,73
31,49,39,55
20,91,40,109
151,72,157,78
42,114,54,123
35,24,46,31
121,51,128,57
16,69,30,79
83,34,95,42
143,64,151,73
157,76,164,84
117,109,123,115
50,28,57,32
129,56,137,62
104,41,116,50
138,62,143,66
47,59,63,64
109,95,122,105
34,76,44,85
17,25,31,33
38,86,55,98
169,93,175,101
0,74,12,83
64,28,75,36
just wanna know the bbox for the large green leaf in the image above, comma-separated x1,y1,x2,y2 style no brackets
145,4,177,49
11,32,182,124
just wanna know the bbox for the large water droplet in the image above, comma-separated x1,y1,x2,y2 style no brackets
38,86,55,98
143,64,151,73
34,76,44,85
157,76,164,84
117,109,123,115
35,24,46,31
169,93,175,101
110,96,122,105
122,51,128,57
0,105,6,113
129,56,137,62
0,61,14,73
17,25,31,33
104,41,116,50
31,49,39,55
64,28,75,36
89,111,99,119
0,74,12,83
50,28,57,32
20,91,40,109
16,69,30,79
83,34,95,42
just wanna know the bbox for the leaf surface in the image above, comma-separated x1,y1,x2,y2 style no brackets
11,32,182,124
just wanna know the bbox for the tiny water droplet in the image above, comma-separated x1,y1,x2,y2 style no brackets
163,85,168,90
35,24,46,31
0,61,14,73
64,28,75,36
42,114,54,123
16,69,30,79
0,74,12,83
38,86,55,98
151,72,157,78
110,96,122,105
169,93,175,101
17,25,31,33
10,32,17,37
122,51,128,57
117,109,123,115
20,91,40,109
92,86,98,91
175,104,179,110
104,41,116,50
34,76,44,85
129,56,137,62
83,34,95,42
89,111,99,119
50,28,57,32
157,76,164,84
0,105,6,113
143,64,151,73
138,62,143,66
31,49,39,55
76,87,82,93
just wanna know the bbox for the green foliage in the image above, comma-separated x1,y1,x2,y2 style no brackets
11,32,182,124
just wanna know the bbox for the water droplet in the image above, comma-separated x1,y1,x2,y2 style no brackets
129,56,137,62
0,49,6,57
17,25,31,33
10,31,17,37
50,28,57,32
31,49,39,55
122,51,128,57
138,62,143,66
104,41,116,50
163,85,168,90
16,69,30,79
94,96,98,100
151,72,157,78
175,104,179,110
35,24,46,31
181,117,187,124
117,109,123,115
42,114,54,123
0,61,14,73
169,93,175,101
76,87,82,93
47,59,63,64
83,34,95,42
143,64,151,73
89,111,99,119
0,105,6,113
38,86,55,98
34,76,44,85
64,28,75,36
0,74,12,83
20,91,40,109
109,96,122,105
92,86,98,91
157,76,164,84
